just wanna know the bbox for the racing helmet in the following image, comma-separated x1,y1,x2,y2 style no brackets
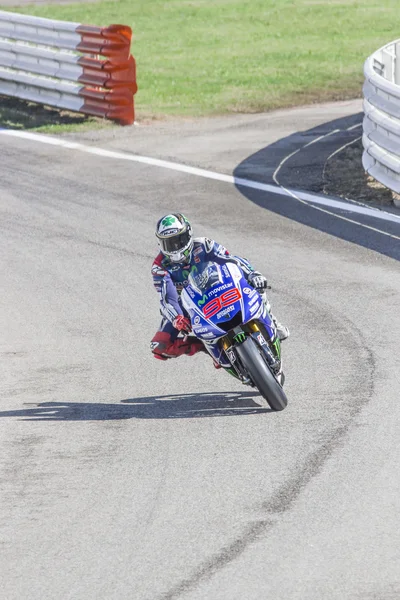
155,213,193,263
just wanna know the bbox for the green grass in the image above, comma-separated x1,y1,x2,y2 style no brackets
1,0,399,129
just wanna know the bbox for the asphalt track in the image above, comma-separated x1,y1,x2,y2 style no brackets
1,101,400,600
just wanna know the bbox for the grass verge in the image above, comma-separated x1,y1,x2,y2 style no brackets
0,0,399,130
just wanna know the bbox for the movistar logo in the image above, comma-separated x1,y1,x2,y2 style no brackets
198,294,208,306
182,264,198,280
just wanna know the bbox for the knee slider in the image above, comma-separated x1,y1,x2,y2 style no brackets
150,331,172,358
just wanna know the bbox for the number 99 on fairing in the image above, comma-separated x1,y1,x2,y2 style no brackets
203,289,242,319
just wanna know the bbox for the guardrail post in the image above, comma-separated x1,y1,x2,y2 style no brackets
381,49,394,82
395,42,400,85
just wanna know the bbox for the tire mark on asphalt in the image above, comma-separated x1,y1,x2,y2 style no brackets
158,295,376,600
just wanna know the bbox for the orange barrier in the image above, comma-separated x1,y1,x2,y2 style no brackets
77,56,137,93
0,12,137,125
76,24,136,125
76,24,132,59
79,87,134,126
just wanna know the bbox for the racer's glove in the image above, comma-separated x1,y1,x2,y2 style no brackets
248,271,268,291
173,315,192,333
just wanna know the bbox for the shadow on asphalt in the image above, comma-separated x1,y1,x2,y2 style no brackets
234,112,400,261
234,112,364,190
0,391,273,421
0,96,91,129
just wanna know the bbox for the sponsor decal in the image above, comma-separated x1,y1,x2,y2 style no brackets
150,342,159,350
257,333,267,346
249,304,259,314
187,287,195,299
202,332,214,338
273,338,281,359
207,283,233,297
194,315,201,325
182,264,198,281
233,332,246,344
222,265,230,277
198,294,208,307
249,295,260,307
217,305,235,319
194,326,209,334
194,256,201,263
243,287,257,298
226,349,236,363
193,247,203,256
170,265,181,272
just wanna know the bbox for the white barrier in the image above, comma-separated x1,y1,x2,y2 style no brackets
0,10,137,125
363,40,400,205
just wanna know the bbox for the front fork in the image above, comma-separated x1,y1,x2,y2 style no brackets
219,320,282,381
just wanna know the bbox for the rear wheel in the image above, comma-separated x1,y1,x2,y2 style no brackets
235,337,288,411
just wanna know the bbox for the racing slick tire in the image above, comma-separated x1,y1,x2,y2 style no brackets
236,337,288,411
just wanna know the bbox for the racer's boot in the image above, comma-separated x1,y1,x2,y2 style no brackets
260,292,289,341
150,332,205,360
271,316,290,341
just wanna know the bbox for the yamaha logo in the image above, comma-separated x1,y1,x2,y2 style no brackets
194,315,200,325
243,287,252,294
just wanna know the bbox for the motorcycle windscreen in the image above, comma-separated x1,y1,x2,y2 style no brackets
188,262,223,293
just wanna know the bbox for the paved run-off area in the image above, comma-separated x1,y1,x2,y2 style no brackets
1,100,400,599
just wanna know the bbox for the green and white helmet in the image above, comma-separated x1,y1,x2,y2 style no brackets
156,213,193,263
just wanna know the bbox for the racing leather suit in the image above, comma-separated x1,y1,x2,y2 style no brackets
150,237,264,365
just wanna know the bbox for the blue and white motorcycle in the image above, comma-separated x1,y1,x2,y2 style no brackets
181,261,288,411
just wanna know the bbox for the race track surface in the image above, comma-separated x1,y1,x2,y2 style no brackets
1,101,400,600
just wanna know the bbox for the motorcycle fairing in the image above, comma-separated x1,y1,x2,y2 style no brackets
181,261,277,343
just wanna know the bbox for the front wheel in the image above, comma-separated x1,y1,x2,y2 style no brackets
235,337,288,411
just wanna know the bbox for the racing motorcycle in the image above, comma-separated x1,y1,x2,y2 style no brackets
181,261,288,411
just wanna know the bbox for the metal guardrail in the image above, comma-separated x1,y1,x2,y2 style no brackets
363,40,400,205
0,10,137,125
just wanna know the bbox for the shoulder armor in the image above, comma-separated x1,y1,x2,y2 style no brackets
193,237,214,253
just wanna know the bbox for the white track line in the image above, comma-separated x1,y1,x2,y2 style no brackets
326,135,362,162
273,129,340,185
1,129,400,231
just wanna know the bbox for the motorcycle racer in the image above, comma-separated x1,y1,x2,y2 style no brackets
150,213,289,364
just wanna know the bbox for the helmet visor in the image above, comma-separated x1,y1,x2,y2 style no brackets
159,230,191,254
